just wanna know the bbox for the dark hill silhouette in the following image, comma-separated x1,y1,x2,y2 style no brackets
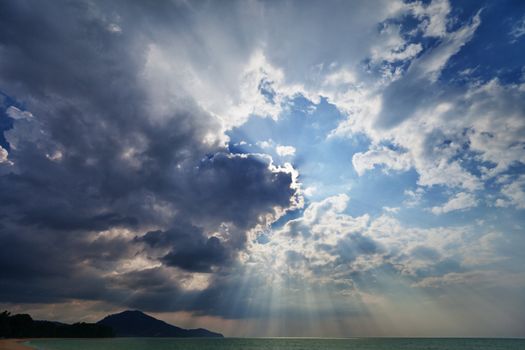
0,311,114,338
97,310,223,338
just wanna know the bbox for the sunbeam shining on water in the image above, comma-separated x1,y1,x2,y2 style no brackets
1,0,525,343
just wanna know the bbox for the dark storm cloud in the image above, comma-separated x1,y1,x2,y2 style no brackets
0,223,136,304
185,153,295,230
137,223,231,273
163,236,229,273
0,0,297,314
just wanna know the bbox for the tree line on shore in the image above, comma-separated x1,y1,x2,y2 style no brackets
0,311,114,338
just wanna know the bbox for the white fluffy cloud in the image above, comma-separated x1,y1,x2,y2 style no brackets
352,146,413,176
0,146,9,164
245,192,507,304
410,0,451,38
325,5,525,207
6,106,33,120
275,145,296,157
431,192,478,215
496,175,525,209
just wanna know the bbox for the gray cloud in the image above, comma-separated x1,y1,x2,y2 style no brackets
0,0,297,315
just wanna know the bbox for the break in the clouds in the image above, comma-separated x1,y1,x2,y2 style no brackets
1,0,525,338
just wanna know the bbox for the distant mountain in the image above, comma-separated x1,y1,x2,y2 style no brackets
97,310,223,338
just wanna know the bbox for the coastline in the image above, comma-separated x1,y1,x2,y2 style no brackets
0,340,34,350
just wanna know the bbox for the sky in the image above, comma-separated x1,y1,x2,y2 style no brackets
0,0,525,338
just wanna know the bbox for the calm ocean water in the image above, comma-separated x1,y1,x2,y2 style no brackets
25,338,525,350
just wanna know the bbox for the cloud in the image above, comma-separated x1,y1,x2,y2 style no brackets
162,236,230,273
431,192,478,215
135,223,231,273
381,43,423,63
409,0,451,38
509,15,525,42
414,10,481,82
373,10,481,129
331,6,525,197
0,146,10,164
134,221,231,273
275,145,296,157
5,106,33,120
413,270,502,288
403,187,425,207
352,146,412,176
496,175,525,209
464,80,525,177
0,0,298,313
369,23,423,64
321,6,508,197
241,192,513,319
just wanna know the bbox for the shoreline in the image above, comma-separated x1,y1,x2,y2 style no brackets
0,340,34,350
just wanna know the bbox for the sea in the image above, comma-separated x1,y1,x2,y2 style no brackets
25,337,525,350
